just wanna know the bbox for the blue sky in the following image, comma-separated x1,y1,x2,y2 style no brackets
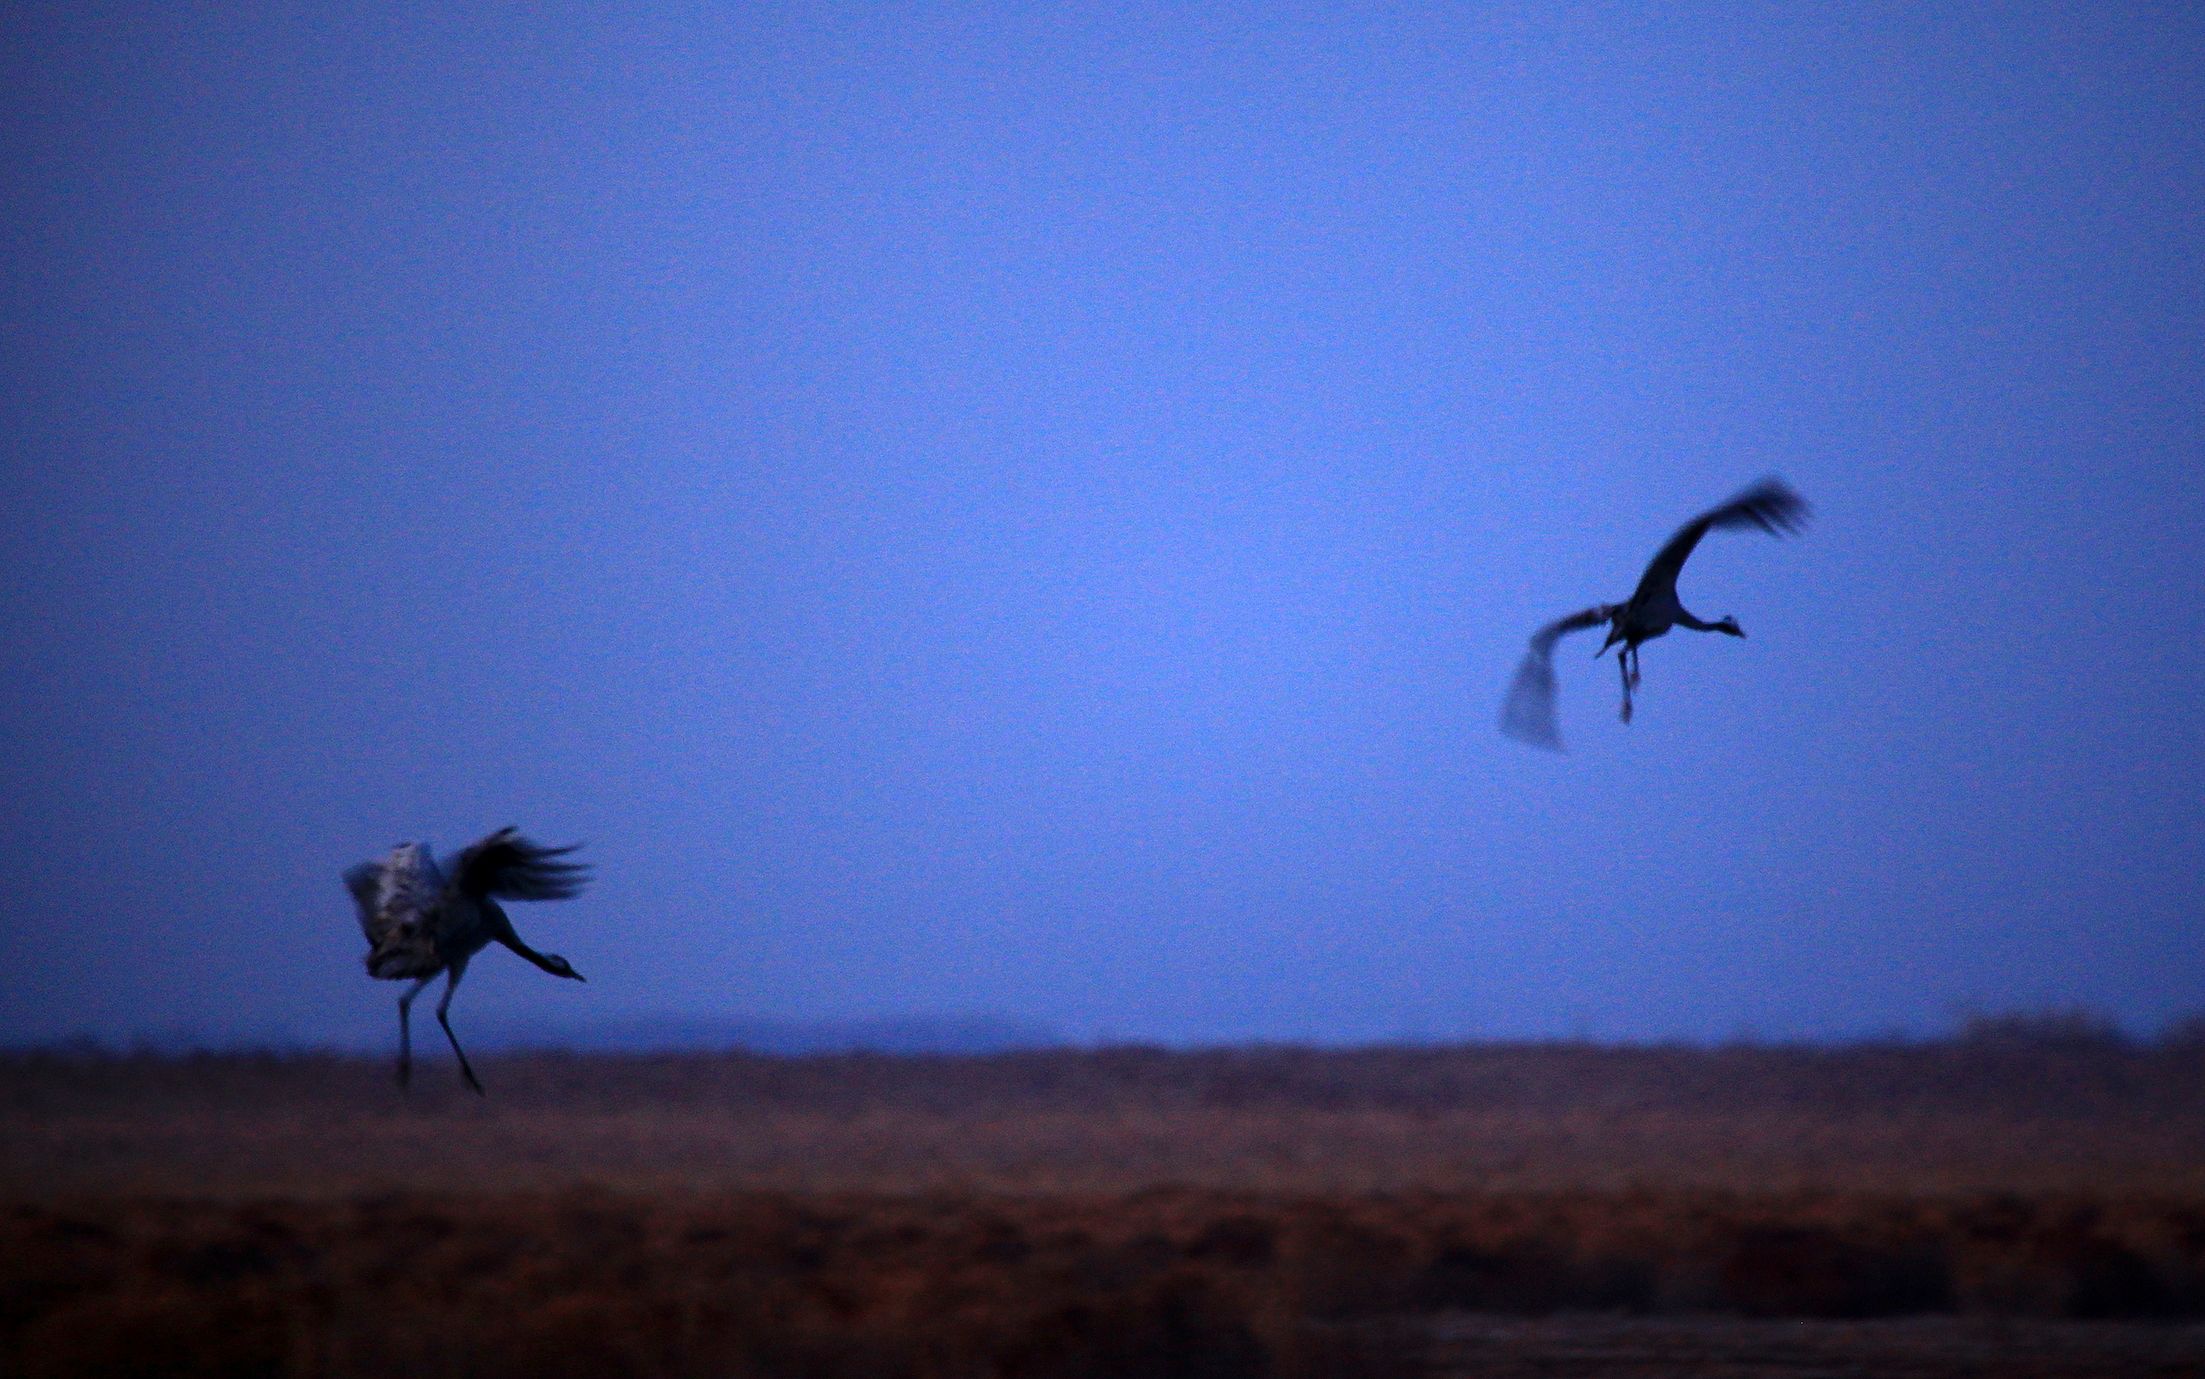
3,4,2201,1047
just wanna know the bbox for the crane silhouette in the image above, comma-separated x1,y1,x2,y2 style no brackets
344,827,588,1093
1502,478,1809,749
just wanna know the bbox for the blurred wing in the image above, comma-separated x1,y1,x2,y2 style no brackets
452,826,590,902
344,843,444,948
1500,605,1612,750
1631,477,1810,604
342,862,385,943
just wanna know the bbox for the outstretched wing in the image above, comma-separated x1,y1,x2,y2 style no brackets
343,862,384,943
452,827,590,902
1630,477,1809,605
344,842,445,949
1500,604,1614,750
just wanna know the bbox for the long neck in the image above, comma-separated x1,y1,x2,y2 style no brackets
1674,608,1720,632
479,900,562,974
497,929,566,975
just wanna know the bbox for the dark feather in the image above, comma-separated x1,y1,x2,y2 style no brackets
1631,477,1809,605
452,826,590,902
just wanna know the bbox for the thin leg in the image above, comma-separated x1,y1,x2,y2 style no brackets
395,975,433,1088
436,959,483,1095
1618,649,1634,723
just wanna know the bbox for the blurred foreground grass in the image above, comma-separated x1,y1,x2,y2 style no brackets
6,1039,2203,1198
6,1041,2205,1376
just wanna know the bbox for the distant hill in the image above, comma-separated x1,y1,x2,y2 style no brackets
464,1013,1064,1056
5,1013,1063,1057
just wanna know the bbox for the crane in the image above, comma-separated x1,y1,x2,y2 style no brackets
1502,478,1808,749
344,827,588,1093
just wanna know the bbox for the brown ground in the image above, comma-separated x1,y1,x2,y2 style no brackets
5,1040,2204,1376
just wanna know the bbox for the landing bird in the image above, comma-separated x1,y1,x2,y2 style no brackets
344,827,588,1093
1501,478,1809,749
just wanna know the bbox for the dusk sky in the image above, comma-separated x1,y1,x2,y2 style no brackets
4,4,2201,1048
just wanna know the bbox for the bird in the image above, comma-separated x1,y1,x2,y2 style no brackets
343,827,588,1093
1501,478,1809,749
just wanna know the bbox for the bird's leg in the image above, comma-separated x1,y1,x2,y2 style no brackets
1618,650,1634,723
435,959,484,1095
395,975,432,1089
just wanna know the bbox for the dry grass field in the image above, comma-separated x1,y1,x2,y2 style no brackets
6,1036,2205,1376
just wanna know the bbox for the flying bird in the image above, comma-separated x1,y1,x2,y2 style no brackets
344,827,588,1093
1502,478,1809,749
